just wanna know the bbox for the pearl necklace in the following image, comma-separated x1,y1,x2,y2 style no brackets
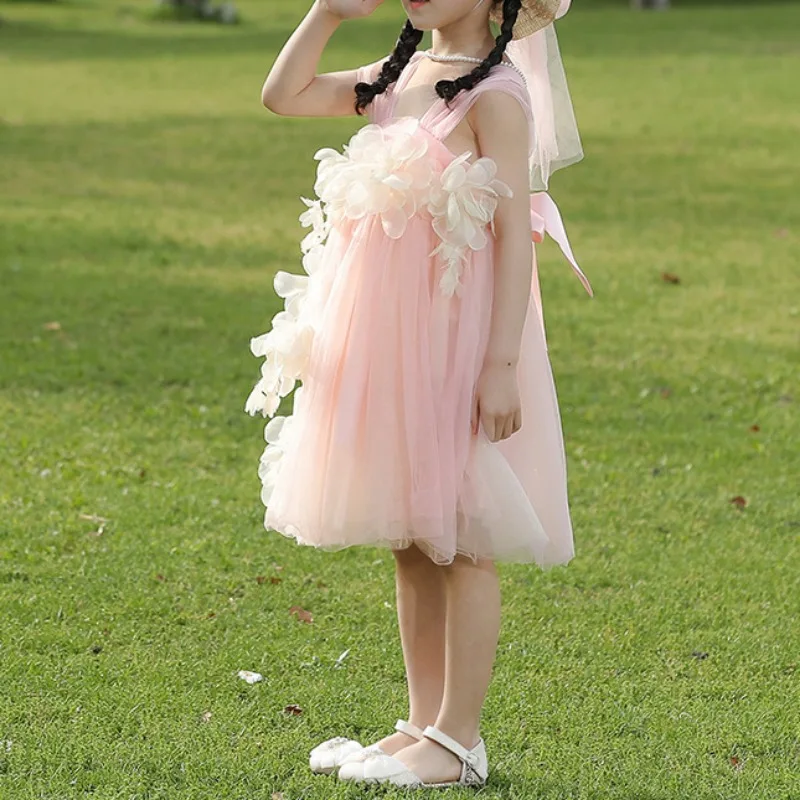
421,49,527,86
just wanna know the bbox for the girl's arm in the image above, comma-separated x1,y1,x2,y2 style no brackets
262,0,385,117
468,91,534,442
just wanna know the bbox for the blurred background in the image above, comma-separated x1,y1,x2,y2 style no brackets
1,1,798,798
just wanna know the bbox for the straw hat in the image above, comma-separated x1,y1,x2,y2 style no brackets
489,0,567,40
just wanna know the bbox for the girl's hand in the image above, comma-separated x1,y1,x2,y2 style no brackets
317,0,385,20
472,362,523,443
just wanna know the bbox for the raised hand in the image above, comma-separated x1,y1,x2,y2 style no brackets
318,0,385,20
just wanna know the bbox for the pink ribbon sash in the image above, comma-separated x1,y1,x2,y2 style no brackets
530,192,594,298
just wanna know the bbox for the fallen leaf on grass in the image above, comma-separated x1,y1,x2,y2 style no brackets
43,321,62,331
661,272,681,284
79,514,108,536
272,793,285,800
155,573,166,582
201,711,212,723
283,704,303,716
730,496,748,509
237,670,263,684
729,755,743,770
255,575,266,584
749,424,760,432
290,606,313,624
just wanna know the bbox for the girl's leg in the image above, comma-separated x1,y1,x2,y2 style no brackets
390,554,501,781
371,543,447,754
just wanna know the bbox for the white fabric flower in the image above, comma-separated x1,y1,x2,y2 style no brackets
274,270,309,318
258,415,296,505
428,152,513,296
313,121,434,240
244,293,314,419
299,197,331,259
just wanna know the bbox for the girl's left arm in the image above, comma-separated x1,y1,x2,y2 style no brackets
468,91,534,443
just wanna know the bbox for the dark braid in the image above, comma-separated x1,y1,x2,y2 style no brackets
354,20,423,116
354,0,521,116
435,0,522,105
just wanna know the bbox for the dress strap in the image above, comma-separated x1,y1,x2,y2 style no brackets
425,69,533,144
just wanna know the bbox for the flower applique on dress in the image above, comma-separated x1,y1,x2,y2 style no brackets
245,52,592,568
313,119,512,296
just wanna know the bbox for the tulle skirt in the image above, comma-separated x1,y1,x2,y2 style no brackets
263,211,575,568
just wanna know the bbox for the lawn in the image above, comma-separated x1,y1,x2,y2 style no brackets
0,1,798,798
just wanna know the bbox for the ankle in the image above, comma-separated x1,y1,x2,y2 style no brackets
430,720,481,750
408,715,438,733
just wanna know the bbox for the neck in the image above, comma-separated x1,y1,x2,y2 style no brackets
431,20,495,60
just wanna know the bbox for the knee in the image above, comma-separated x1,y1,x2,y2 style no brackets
393,543,436,570
441,553,496,579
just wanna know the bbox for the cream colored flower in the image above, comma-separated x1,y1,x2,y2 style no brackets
245,303,314,418
313,121,434,239
299,197,330,255
274,270,309,319
258,414,296,505
428,152,513,296
430,152,513,247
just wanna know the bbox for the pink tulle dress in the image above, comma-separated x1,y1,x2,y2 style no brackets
245,51,592,568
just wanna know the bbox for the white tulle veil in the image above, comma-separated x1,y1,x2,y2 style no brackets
501,0,584,190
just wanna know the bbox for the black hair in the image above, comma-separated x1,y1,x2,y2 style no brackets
354,0,522,116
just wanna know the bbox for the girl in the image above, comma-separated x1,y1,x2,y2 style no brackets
246,0,592,788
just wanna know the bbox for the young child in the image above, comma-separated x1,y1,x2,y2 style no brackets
246,0,592,788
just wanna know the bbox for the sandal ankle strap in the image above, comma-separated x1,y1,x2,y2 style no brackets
422,725,487,780
394,719,424,740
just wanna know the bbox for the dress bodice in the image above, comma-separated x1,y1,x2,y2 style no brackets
357,50,534,153
354,51,593,300
312,115,512,297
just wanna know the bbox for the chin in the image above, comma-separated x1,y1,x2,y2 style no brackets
402,0,440,30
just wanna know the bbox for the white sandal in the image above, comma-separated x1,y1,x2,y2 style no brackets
336,719,424,781
309,719,423,776
353,724,488,788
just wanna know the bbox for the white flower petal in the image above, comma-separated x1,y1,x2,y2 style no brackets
274,271,309,299
265,415,288,445
313,147,341,161
466,158,497,185
245,381,270,416
302,246,323,276
446,193,462,232
381,205,408,239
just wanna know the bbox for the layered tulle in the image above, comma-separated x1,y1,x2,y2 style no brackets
246,107,577,568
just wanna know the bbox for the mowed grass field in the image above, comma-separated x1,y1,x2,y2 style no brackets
1,1,798,798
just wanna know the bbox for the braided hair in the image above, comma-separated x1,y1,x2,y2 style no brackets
354,0,522,116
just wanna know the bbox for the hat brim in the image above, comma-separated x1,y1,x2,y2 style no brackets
489,0,564,40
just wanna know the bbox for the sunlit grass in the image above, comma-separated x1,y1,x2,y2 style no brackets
0,1,798,798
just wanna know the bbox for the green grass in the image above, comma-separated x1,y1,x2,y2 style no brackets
1,1,798,798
